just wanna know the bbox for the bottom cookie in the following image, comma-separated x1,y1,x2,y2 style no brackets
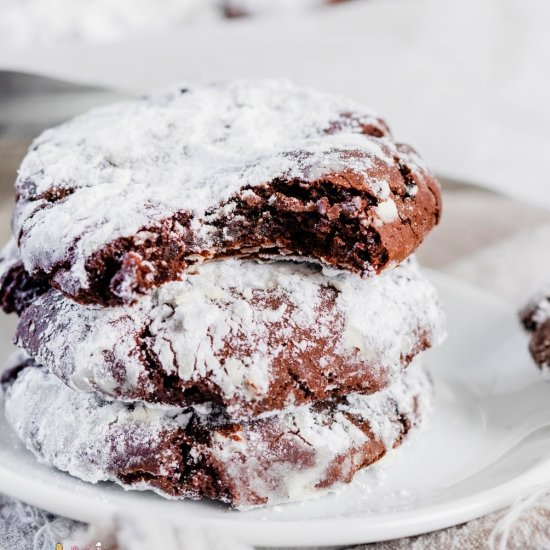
3,358,432,509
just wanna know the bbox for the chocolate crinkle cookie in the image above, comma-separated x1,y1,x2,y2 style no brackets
13,80,441,306
521,291,550,374
3,356,432,509
15,256,444,418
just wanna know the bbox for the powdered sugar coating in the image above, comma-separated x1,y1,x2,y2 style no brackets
3,360,432,508
17,257,444,418
0,237,50,315
13,80,440,305
0,238,20,285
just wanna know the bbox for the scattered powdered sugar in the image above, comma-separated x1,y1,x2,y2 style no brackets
4,359,432,508
13,80,398,291
18,257,444,416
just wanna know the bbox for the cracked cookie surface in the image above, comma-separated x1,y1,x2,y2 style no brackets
3,357,432,509
13,80,441,306
15,257,444,418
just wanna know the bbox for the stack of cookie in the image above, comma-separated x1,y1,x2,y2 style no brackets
0,80,445,508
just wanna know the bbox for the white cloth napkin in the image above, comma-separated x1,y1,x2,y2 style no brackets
0,0,549,209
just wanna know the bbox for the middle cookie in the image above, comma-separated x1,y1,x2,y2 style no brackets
17,258,444,418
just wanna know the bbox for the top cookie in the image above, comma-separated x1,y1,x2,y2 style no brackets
14,80,441,306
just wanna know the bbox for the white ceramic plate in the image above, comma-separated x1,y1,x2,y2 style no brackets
0,271,549,547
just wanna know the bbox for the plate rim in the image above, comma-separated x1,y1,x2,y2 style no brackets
0,459,550,547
